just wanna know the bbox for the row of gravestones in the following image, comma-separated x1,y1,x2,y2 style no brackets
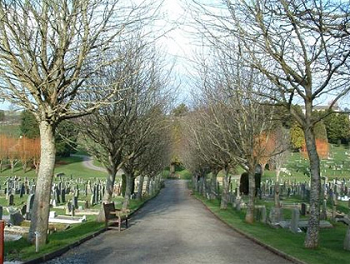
50,181,105,207
243,177,350,201
3,176,36,199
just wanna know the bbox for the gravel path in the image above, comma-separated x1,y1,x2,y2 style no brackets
45,180,292,264
71,154,107,172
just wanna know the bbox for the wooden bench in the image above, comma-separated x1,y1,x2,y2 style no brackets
103,202,130,232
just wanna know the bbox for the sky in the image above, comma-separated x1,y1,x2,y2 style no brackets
0,0,194,111
1,0,349,111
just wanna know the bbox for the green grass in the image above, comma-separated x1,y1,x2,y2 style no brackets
195,195,350,264
0,155,107,179
261,145,350,182
5,221,105,261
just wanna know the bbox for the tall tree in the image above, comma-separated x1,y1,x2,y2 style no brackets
191,0,350,248
79,38,171,207
0,0,157,245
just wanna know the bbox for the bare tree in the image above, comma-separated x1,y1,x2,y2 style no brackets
0,0,159,245
191,0,350,248
79,37,149,204
79,38,172,209
190,46,277,221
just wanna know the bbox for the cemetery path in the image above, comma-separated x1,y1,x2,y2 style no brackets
45,180,293,264
71,154,107,172
72,154,124,175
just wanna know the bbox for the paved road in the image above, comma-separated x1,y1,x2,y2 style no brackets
46,180,292,264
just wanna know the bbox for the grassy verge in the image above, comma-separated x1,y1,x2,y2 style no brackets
195,194,349,264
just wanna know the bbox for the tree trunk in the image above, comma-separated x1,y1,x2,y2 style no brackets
22,161,27,173
103,166,117,203
131,177,135,195
121,174,126,197
274,168,281,208
211,169,218,199
170,163,175,177
304,126,321,249
136,175,145,200
122,173,133,209
145,175,151,195
10,159,15,173
245,166,256,223
220,167,230,209
28,121,56,245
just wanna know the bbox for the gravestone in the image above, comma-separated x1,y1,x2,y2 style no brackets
9,209,24,226
90,194,95,206
61,188,66,203
21,204,27,216
321,199,327,220
8,193,14,206
66,201,72,214
20,183,25,198
269,207,283,224
255,206,267,223
344,218,350,251
54,187,60,204
30,184,36,194
290,208,300,233
73,197,78,209
26,194,35,220
300,203,306,216
70,204,75,217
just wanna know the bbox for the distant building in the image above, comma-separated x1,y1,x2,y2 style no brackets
300,103,341,115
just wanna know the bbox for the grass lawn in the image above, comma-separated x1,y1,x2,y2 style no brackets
0,155,107,180
196,195,350,264
260,144,350,182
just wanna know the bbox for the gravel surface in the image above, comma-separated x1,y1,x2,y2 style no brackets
45,180,293,264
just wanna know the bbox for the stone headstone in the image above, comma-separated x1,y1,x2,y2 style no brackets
8,193,14,206
26,194,35,220
344,225,350,251
61,188,66,203
21,204,27,216
30,184,36,194
20,183,25,198
73,197,78,209
300,203,306,216
269,207,283,224
90,194,95,206
66,201,72,214
49,211,56,218
10,210,24,226
321,199,327,220
55,187,61,204
290,208,300,233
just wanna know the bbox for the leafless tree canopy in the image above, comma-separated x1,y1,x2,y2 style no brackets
0,0,159,121
189,0,350,248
